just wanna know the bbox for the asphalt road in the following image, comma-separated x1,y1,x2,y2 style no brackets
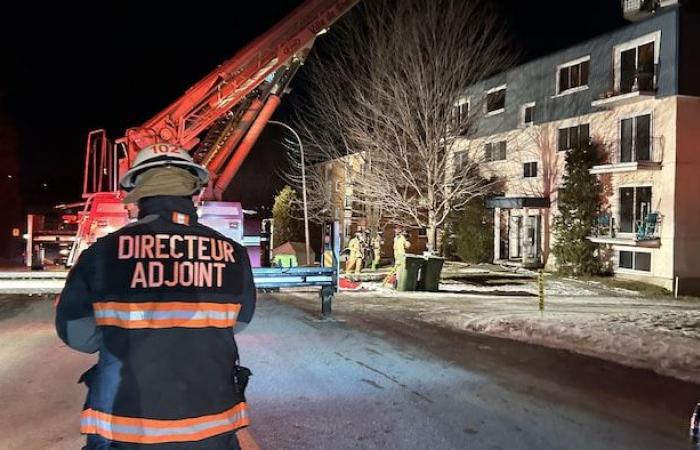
0,293,698,449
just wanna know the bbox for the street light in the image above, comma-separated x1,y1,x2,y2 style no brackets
268,120,312,266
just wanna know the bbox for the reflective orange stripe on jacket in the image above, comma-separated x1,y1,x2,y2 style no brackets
80,402,249,444
93,302,241,329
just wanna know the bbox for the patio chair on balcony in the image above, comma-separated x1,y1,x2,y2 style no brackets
636,212,659,240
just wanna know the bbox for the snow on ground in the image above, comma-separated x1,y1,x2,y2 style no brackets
335,277,700,383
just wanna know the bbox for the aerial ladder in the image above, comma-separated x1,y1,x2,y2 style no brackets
51,0,358,314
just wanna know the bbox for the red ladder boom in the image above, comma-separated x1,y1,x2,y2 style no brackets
68,0,358,267
123,0,358,157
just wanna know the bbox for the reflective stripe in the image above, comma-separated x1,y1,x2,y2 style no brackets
93,302,240,329
81,402,249,444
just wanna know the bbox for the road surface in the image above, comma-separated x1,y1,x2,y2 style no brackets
0,293,698,449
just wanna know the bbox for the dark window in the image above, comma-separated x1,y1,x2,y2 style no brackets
619,186,652,233
635,114,651,160
635,187,652,229
558,59,590,93
524,104,534,125
620,41,656,94
621,118,634,162
619,251,651,272
451,102,469,134
619,251,633,269
635,252,651,272
558,124,590,151
453,151,466,170
485,141,507,162
523,162,538,178
619,187,635,233
621,48,637,93
486,88,506,113
620,114,652,162
637,42,655,91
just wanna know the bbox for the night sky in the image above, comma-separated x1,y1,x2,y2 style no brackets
0,0,626,211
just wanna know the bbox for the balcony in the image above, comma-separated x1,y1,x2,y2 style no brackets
590,137,663,174
622,0,659,21
588,213,661,248
592,65,658,108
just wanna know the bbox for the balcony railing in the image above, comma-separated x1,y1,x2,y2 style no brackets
622,0,659,20
589,212,662,247
597,136,663,165
593,64,658,106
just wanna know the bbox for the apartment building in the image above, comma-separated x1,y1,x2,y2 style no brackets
455,1,700,293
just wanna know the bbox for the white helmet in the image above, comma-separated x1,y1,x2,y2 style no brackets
119,143,210,191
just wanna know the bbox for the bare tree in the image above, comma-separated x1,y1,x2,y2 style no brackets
283,140,370,225
287,0,512,252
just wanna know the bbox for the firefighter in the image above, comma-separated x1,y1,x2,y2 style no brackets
56,143,256,450
371,231,384,271
345,231,364,275
393,226,411,279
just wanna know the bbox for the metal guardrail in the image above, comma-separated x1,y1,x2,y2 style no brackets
598,136,663,165
597,64,658,100
622,0,658,18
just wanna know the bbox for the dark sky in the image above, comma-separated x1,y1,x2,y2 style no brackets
0,0,626,210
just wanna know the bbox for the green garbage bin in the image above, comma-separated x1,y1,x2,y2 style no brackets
273,254,298,268
420,256,445,291
397,254,423,291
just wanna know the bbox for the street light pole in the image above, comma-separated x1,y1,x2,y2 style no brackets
268,120,312,266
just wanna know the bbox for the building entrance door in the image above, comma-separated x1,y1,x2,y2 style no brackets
508,216,522,260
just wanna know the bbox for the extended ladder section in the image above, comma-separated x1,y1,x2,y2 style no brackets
63,0,359,313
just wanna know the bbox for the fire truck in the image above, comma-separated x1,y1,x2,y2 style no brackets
25,0,358,314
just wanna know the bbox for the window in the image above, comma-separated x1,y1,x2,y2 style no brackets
557,57,590,94
620,41,655,93
618,250,651,272
451,100,469,134
620,114,651,162
619,186,652,233
453,151,468,170
522,102,535,127
485,141,507,162
486,86,506,114
523,162,538,178
558,123,590,151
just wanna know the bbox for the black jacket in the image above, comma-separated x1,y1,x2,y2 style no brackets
56,196,256,449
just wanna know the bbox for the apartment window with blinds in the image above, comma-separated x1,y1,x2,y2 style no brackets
558,57,590,94
558,123,590,151
485,141,507,162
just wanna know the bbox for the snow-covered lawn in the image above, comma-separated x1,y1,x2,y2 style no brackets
334,277,700,383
